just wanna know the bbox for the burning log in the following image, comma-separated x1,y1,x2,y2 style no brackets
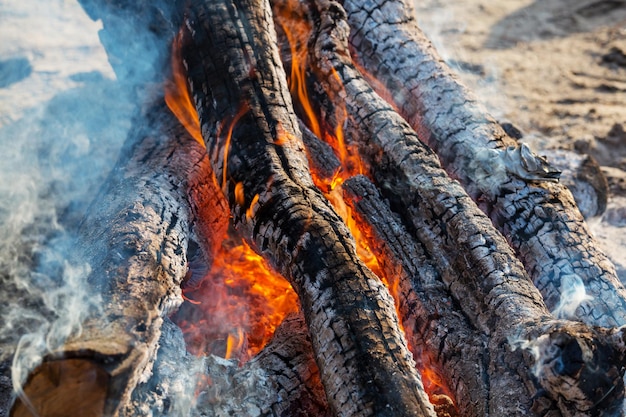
180,0,436,415
342,175,490,417
288,99,476,413
340,0,626,328
124,313,329,417
342,175,534,417
10,100,228,417
272,0,626,415
10,0,626,416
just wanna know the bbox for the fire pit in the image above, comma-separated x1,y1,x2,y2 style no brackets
2,0,626,416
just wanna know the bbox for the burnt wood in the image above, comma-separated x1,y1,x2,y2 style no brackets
340,0,626,329
10,101,228,417
342,174,531,417
181,0,436,415
271,0,626,415
9,0,626,416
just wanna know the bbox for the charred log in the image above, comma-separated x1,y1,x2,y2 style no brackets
181,0,436,415
340,0,626,328
124,313,329,417
342,175,489,417
10,100,227,417
271,0,626,415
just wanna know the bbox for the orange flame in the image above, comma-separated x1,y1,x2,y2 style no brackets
276,4,379,276
276,5,457,409
418,356,458,411
217,104,249,191
225,328,245,360
235,182,245,206
278,10,321,139
174,238,298,361
165,30,204,146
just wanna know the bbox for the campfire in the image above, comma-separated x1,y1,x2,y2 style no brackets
6,0,626,416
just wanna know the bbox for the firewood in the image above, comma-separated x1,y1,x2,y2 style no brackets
342,174,540,417
10,101,228,417
272,0,626,415
124,314,329,417
180,0,436,415
340,0,626,328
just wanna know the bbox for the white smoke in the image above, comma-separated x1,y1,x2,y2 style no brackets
0,0,134,410
551,273,593,320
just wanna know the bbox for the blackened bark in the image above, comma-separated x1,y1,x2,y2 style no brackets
10,101,227,417
341,0,626,329
181,0,436,415
272,0,626,415
342,175,491,417
341,175,565,417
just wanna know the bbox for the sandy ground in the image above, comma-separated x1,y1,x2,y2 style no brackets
415,0,626,276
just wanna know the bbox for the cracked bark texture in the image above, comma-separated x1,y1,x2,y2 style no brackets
271,0,626,415
124,314,329,417
181,0,435,415
340,0,626,329
11,100,227,417
342,175,491,417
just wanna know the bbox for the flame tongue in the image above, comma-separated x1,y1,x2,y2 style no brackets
165,30,204,146
174,236,298,361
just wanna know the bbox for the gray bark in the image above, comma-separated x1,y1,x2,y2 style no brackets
342,175,490,417
270,0,626,415
340,0,626,328
10,101,227,417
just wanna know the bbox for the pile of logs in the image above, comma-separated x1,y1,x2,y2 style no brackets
8,0,626,416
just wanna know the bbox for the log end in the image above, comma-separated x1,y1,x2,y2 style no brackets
529,323,626,416
10,359,109,417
